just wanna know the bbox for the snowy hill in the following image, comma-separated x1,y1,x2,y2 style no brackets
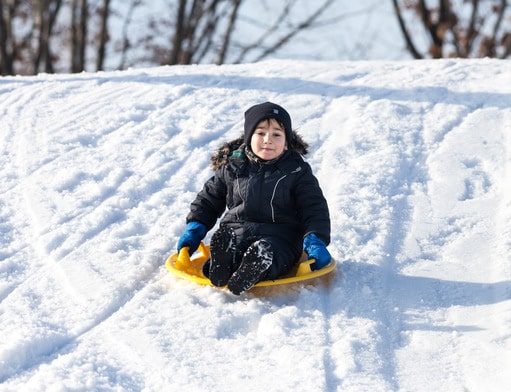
1,59,510,391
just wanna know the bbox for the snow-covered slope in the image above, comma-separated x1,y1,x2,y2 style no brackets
1,59,510,391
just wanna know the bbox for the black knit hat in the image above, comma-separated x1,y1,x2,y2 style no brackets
243,102,293,145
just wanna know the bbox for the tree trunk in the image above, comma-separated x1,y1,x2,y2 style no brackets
33,0,62,74
0,0,14,75
96,0,110,71
71,0,88,73
169,0,187,64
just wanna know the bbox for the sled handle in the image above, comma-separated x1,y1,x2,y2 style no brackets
296,258,314,276
176,247,191,269
176,242,209,268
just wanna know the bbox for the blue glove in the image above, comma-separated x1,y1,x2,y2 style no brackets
303,233,331,271
177,222,207,254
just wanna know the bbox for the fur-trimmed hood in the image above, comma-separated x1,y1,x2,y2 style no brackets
210,131,310,171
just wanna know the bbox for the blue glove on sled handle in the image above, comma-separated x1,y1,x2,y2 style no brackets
303,233,331,271
177,222,207,255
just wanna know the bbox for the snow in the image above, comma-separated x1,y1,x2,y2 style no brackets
1,59,510,391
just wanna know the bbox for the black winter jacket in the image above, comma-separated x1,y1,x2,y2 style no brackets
186,133,330,254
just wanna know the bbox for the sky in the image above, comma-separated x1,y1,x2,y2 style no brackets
261,0,406,61
1,58,511,391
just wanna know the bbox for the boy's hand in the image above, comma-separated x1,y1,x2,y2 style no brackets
303,233,331,271
177,222,207,254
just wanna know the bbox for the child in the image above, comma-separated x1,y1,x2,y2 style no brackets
177,102,331,295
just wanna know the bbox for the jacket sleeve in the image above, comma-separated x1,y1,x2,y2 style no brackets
186,168,228,231
293,162,331,245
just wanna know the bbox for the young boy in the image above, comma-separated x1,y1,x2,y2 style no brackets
177,102,331,295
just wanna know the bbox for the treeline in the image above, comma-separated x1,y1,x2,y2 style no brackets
393,0,511,59
1,0,510,76
0,0,342,75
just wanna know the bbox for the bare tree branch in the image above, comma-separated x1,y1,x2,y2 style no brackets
488,0,507,57
232,2,293,64
391,0,422,58
118,0,139,70
216,0,242,65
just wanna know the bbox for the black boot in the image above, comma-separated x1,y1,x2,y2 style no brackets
228,240,272,295
208,226,237,287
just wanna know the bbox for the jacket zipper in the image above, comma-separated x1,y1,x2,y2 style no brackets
270,175,287,222
236,175,243,220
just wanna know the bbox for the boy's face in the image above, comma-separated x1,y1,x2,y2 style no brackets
250,118,287,160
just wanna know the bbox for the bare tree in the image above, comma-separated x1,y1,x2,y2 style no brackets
168,0,231,65
96,0,110,71
0,0,15,75
162,0,339,65
1,0,61,74
1,0,360,74
70,0,87,72
392,0,511,59
32,0,63,73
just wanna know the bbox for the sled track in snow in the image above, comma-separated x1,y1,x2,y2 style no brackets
2,61,511,390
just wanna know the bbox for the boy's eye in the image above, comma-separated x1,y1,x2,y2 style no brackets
253,129,283,138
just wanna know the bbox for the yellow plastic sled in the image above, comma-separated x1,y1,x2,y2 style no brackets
165,242,336,288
